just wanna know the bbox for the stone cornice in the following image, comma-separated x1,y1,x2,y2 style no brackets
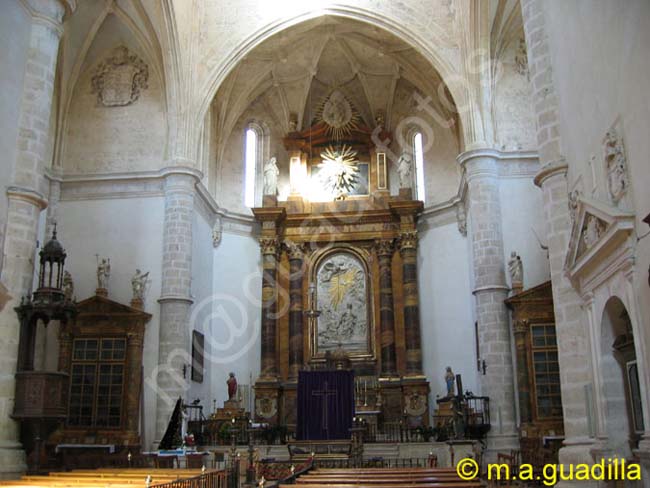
50,169,256,235
533,159,569,188
6,186,48,210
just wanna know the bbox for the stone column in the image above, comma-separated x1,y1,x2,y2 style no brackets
521,0,599,479
397,231,423,376
0,0,71,477
155,169,197,441
375,239,397,377
286,241,305,379
259,237,280,378
459,149,517,452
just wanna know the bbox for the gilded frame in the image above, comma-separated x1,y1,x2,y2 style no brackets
307,244,376,363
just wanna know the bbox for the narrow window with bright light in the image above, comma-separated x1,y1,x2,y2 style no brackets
244,128,257,207
413,132,426,203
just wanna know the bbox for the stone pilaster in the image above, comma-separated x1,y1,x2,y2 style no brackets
397,231,423,376
126,332,144,437
259,237,280,378
285,241,305,379
0,0,71,478
459,149,517,452
155,169,197,441
513,320,532,424
522,0,599,479
375,239,397,377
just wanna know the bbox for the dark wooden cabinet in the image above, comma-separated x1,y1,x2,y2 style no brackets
505,281,564,440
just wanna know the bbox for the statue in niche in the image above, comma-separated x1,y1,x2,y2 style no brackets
445,367,455,398
131,269,150,301
397,153,413,188
603,129,628,203
62,271,74,301
263,157,279,195
508,251,523,287
227,372,238,401
96,257,111,290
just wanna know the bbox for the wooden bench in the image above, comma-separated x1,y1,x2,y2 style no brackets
0,468,217,488
289,467,478,488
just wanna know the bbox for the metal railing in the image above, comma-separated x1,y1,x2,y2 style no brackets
152,470,228,488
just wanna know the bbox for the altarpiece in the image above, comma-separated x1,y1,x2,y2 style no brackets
252,105,430,437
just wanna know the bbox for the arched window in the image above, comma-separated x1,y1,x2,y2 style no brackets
413,132,426,203
244,128,258,208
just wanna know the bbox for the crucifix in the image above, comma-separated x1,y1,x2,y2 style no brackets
312,381,338,437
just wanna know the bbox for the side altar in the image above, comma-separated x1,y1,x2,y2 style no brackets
252,102,430,437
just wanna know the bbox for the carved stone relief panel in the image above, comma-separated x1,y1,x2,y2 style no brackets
577,213,608,257
91,46,149,107
316,251,369,354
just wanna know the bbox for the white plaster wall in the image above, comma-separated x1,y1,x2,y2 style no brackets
542,0,650,398
493,42,537,152
0,0,31,272
390,79,461,204
55,196,164,450
216,101,289,213
207,231,262,410
187,210,215,407
499,171,550,290
418,216,478,403
62,15,166,174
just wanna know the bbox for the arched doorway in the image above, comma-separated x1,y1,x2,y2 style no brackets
600,296,644,455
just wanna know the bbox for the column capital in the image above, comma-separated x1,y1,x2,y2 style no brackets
374,238,394,257
397,231,418,253
513,319,529,337
533,159,569,188
283,240,305,260
259,237,280,256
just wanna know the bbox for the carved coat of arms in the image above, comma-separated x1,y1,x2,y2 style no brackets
91,46,149,107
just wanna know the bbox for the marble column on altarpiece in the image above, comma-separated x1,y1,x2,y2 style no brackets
397,231,424,376
375,238,398,376
285,240,305,379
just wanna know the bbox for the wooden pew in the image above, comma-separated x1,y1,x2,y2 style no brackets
0,468,213,488
289,467,478,488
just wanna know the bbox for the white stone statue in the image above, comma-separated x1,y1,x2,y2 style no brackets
131,269,149,301
263,157,279,195
396,153,412,189
97,257,111,290
604,129,628,203
63,271,74,300
508,251,523,287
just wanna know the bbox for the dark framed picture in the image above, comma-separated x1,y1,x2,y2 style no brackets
191,330,204,383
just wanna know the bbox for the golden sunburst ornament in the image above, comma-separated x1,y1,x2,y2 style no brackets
316,90,360,140
318,145,360,200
